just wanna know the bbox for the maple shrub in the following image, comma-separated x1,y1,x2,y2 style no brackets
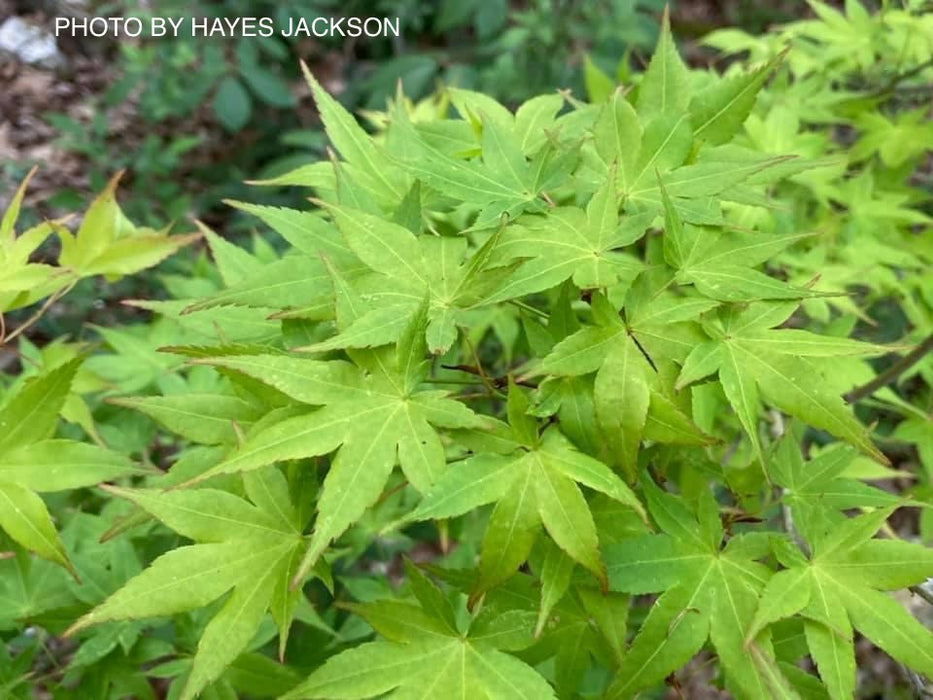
2,6,933,699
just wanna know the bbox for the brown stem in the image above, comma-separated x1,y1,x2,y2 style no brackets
911,584,933,607
843,332,933,403
869,57,933,98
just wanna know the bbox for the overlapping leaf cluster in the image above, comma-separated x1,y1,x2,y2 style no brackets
2,5,932,698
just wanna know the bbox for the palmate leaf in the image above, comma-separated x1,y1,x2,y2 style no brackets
283,562,556,700
0,360,137,573
409,384,644,596
188,305,484,586
768,437,915,543
299,202,515,354
677,299,891,462
56,172,197,279
604,478,795,698
386,94,576,229
182,200,370,319
425,557,635,697
488,174,650,302
581,26,786,231
301,61,409,208
65,469,304,700
744,508,933,699
0,169,68,311
535,292,712,479
658,177,822,302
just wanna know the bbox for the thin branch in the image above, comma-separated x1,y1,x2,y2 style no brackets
868,57,933,98
910,584,933,608
844,332,933,403
1,281,77,347
463,332,500,398
425,376,486,386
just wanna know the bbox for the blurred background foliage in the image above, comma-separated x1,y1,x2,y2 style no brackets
3,0,820,231
3,0,670,228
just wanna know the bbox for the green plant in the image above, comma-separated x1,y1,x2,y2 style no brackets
0,169,195,343
701,0,933,540
3,6,933,699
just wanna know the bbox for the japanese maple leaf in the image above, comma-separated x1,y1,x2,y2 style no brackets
386,97,574,229
675,299,892,462
189,303,484,585
425,553,634,698
408,383,645,597
578,25,791,228
65,469,307,700
768,436,912,542
745,507,933,700
0,359,137,575
282,561,556,700
603,476,795,699
658,180,824,302
534,291,712,479
487,171,648,302
301,201,515,354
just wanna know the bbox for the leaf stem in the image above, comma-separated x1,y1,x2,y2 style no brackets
843,332,933,403
508,299,549,319
424,377,486,385
0,280,77,347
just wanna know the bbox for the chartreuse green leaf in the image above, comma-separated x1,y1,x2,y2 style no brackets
0,167,66,309
768,438,914,543
658,180,823,301
189,307,483,587
299,202,515,354
410,389,644,596
57,172,197,278
740,507,933,699
421,563,633,697
605,475,793,698
676,300,890,463
181,212,347,318
282,562,555,699
689,50,786,145
489,175,648,301
300,61,408,207
65,478,304,700
535,292,711,479
386,95,575,228
0,360,136,573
